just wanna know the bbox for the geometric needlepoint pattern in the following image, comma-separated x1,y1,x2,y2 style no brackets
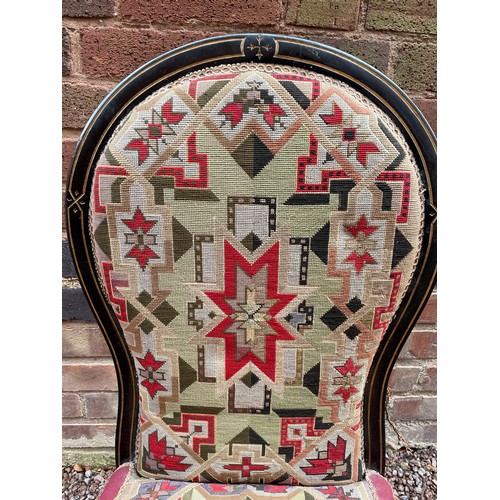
89,62,425,486
321,306,347,331
311,222,330,265
231,133,274,179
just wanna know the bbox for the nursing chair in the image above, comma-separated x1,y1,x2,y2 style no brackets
66,34,437,499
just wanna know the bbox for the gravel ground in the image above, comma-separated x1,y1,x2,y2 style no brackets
62,465,115,500
62,446,436,499
386,446,437,499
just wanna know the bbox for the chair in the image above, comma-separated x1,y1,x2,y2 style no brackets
66,33,436,499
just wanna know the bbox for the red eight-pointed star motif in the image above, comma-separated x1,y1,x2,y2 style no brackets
203,240,297,382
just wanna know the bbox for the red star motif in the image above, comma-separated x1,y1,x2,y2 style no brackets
334,358,363,402
204,240,297,382
137,351,167,399
122,207,160,270
344,251,376,273
343,214,378,273
336,358,363,377
334,385,359,402
345,214,378,238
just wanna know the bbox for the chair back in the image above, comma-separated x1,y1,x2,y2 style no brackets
66,34,436,487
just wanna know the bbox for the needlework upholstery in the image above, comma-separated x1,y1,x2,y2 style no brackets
99,463,393,500
101,462,392,499
89,63,424,487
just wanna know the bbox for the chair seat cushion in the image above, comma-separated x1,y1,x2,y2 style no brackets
99,463,394,499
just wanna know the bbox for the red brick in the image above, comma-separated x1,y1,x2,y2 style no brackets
418,365,437,392
415,294,437,325
396,332,414,360
286,0,360,30
62,424,116,442
62,288,95,322
390,395,436,420
120,0,280,26
62,393,83,418
388,365,421,393
80,27,224,80
62,364,118,392
62,27,72,76
62,81,112,129
393,42,437,93
84,393,118,419
416,422,437,443
365,0,436,35
409,330,437,359
62,322,112,358
62,139,78,184
386,421,437,446
314,36,390,73
63,0,115,18
411,97,437,135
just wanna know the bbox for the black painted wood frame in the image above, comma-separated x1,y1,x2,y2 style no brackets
65,33,437,475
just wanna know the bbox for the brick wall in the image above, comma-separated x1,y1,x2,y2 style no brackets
62,0,437,466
